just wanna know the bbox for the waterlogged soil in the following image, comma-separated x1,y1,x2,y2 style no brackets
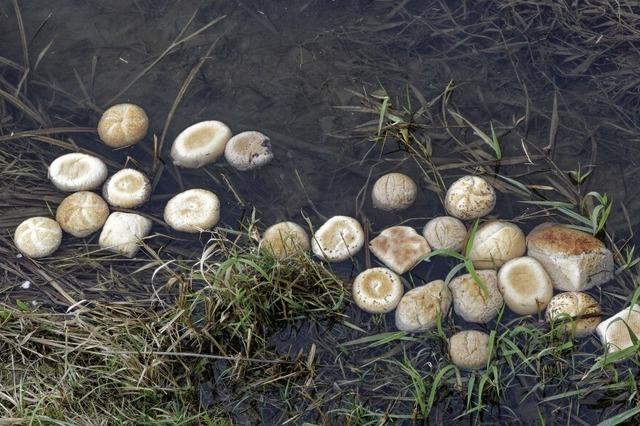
2,0,640,424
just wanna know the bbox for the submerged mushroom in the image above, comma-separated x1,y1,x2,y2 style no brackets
352,267,404,313
444,175,496,220
312,216,364,262
596,305,640,353
98,212,152,258
449,330,491,370
14,217,62,258
56,191,110,238
102,169,151,209
224,131,274,171
371,173,417,211
395,280,452,332
171,120,232,168
369,226,431,274
163,189,220,233
48,153,108,192
449,270,503,323
422,216,467,252
97,103,149,148
467,221,526,269
260,221,310,259
497,256,553,315
546,291,601,337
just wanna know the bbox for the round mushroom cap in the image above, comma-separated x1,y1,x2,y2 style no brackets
497,256,553,315
449,330,491,370
423,216,467,252
97,103,149,148
352,267,404,313
371,173,417,212
171,120,232,168
449,270,503,323
98,212,152,258
546,291,601,337
395,280,452,332
48,153,108,192
224,131,273,171
312,216,364,262
102,169,151,209
163,189,220,233
260,221,310,259
14,217,62,258
55,191,110,238
444,176,496,220
467,221,526,269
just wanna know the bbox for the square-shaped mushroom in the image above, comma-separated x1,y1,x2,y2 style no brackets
369,226,431,274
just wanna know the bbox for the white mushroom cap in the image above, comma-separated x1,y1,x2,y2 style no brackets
371,173,417,211
14,217,62,258
369,226,431,274
449,330,490,370
98,212,152,258
497,256,553,315
55,191,110,238
224,131,274,171
422,216,467,252
48,153,108,192
444,175,496,220
449,270,503,323
395,280,452,332
467,221,526,269
163,189,220,233
596,305,640,353
546,291,601,337
260,221,310,259
102,169,151,209
312,216,364,262
171,120,232,168
352,267,404,313
97,103,149,148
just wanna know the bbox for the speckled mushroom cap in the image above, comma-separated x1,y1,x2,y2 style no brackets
102,169,151,209
395,280,452,332
497,256,553,315
98,212,152,258
352,267,404,314
97,103,149,148
596,305,640,353
371,173,417,211
14,217,62,258
224,131,274,171
56,191,110,238
171,120,232,168
444,175,496,220
449,330,491,370
545,291,601,337
449,270,503,323
369,226,431,275
467,221,526,269
260,221,310,259
312,215,364,262
48,153,108,192
163,189,220,233
422,216,467,252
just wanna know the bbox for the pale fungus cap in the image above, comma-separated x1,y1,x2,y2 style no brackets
467,221,526,269
98,212,152,258
369,226,431,274
449,270,503,323
444,175,496,220
97,103,149,148
596,305,640,353
224,131,274,171
449,330,491,370
171,120,232,168
497,256,553,315
546,291,601,338
422,216,467,252
371,173,417,212
14,217,62,258
260,221,310,259
55,191,110,238
102,169,151,209
352,267,404,314
163,189,220,233
312,215,364,262
48,153,108,192
395,280,452,332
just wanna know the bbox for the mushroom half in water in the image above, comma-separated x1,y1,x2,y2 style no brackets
352,267,404,314
56,191,110,238
260,221,310,259
97,103,149,148
163,189,220,233
48,153,108,192
312,216,364,262
171,120,232,168
449,330,491,370
444,175,496,220
371,172,417,212
224,131,274,171
102,169,151,209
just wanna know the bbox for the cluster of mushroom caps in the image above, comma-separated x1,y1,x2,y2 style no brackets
14,103,274,259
